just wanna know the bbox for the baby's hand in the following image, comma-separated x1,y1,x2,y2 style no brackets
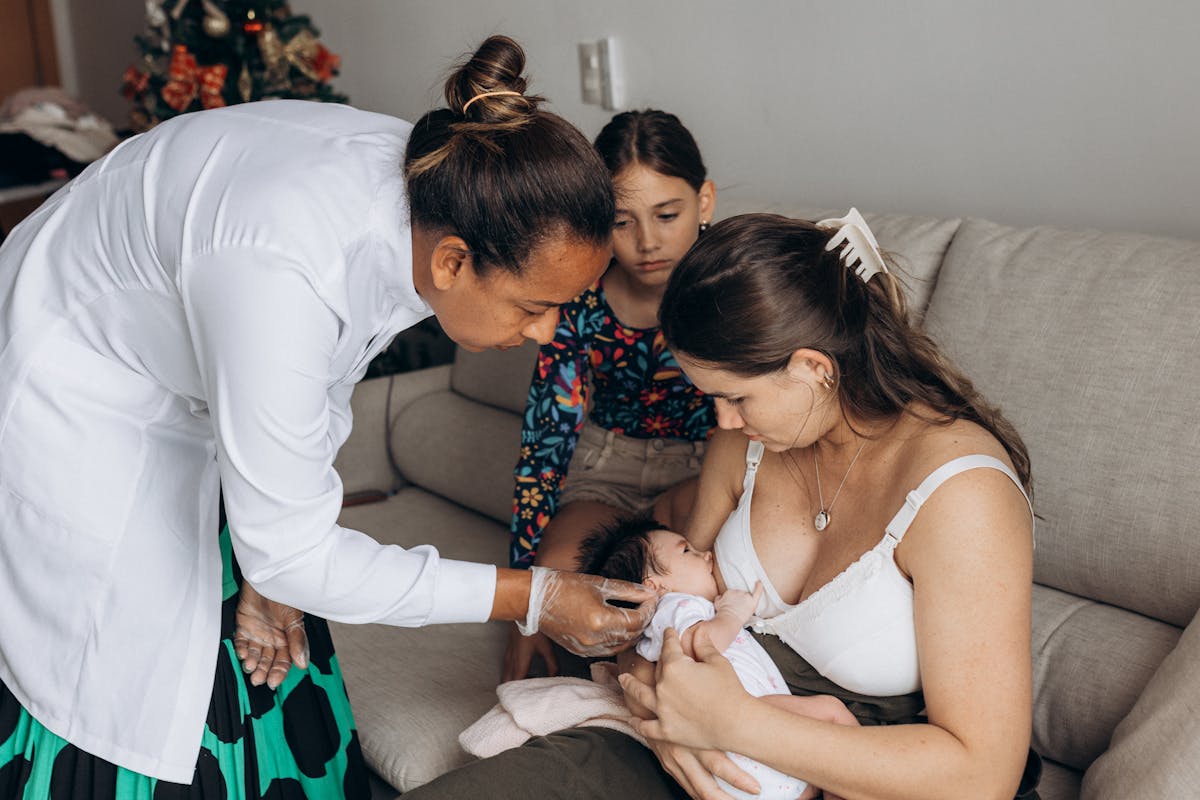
714,581,764,622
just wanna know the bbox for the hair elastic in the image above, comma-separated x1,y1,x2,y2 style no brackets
461,89,524,113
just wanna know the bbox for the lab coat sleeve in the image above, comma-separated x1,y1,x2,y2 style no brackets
181,246,496,626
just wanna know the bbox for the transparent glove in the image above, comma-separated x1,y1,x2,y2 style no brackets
233,581,309,689
517,566,657,657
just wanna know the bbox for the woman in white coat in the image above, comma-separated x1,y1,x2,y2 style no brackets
0,35,653,799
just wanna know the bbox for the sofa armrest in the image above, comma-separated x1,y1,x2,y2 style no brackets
335,365,453,498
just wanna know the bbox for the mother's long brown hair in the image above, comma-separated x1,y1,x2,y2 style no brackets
659,213,1031,490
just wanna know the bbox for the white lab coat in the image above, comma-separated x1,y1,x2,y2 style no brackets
0,101,496,782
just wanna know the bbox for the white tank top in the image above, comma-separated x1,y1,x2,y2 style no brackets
714,440,1032,697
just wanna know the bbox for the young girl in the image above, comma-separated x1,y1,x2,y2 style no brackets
504,111,717,680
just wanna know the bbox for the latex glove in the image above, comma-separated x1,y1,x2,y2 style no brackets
501,623,559,682
713,581,764,625
620,626,750,753
517,566,656,657
233,581,309,689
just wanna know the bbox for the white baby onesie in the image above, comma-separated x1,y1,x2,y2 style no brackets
637,592,809,800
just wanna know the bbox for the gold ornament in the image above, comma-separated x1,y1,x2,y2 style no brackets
280,30,323,82
170,0,230,38
202,5,231,37
257,23,288,82
238,63,253,102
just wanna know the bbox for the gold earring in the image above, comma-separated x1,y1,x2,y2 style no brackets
821,373,835,390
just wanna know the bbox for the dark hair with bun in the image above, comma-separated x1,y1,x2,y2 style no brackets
404,35,615,275
593,109,707,191
659,213,1032,490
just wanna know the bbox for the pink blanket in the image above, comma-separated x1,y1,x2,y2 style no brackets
459,664,645,758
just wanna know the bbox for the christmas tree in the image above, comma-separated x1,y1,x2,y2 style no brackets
122,0,347,132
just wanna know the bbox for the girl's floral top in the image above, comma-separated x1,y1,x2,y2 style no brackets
509,279,715,567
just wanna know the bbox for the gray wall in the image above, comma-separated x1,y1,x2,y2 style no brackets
62,0,1200,240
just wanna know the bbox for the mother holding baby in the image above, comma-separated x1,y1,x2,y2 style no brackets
409,210,1040,799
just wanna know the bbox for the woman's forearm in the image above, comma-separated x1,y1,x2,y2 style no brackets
489,568,533,621
726,698,1023,800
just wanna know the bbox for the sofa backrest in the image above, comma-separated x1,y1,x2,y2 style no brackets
924,218,1200,629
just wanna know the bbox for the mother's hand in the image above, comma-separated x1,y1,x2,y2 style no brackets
621,627,759,800
621,627,750,750
644,738,757,800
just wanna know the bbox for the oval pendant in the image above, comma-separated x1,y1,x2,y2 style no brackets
814,510,830,532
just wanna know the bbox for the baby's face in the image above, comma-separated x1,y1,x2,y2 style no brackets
646,530,719,600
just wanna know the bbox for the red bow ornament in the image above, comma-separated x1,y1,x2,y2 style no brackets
121,66,151,100
161,45,228,112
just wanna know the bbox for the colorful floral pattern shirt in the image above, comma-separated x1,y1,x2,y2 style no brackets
509,279,715,567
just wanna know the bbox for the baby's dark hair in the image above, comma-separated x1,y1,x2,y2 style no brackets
577,515,668,585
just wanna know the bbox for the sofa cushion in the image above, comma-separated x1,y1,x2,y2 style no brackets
336,366,453,497
1039,760,1082,800
390,388,523,524
332,487,509,792
1080,607,1200,799
925,218,1200,628
1031,584,1180,770
451,343,539,416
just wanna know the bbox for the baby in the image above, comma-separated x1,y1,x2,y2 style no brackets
579,515,857,800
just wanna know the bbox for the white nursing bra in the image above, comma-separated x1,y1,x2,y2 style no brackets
715,441,1031,697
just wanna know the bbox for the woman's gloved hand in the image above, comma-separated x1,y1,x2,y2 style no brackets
233,581,310,689
517,566,657,657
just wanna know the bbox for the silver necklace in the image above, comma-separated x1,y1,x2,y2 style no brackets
812,440,868,532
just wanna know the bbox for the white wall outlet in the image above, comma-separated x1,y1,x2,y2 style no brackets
578,37,623,110
578,41,603,105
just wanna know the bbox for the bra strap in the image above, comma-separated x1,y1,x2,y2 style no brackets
742,439,765,492
885,455,1033,542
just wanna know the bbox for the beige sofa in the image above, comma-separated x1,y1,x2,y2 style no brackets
329,208,1200,799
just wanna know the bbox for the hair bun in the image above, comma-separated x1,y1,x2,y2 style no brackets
446,35,542,123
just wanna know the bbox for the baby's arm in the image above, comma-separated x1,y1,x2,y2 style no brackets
680,582,764,658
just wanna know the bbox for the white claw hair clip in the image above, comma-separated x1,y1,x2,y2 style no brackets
816,207,889,284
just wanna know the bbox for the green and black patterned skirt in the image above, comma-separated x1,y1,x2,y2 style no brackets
0,524,370,799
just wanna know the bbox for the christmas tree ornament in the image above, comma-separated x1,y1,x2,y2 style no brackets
161,44,227,112
121,66,151,100
238,64,253,102
145,0,171,50
257,24,288,81
201,1,231,37
243,9,265,34
281,30,322,81
146,1,168,33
